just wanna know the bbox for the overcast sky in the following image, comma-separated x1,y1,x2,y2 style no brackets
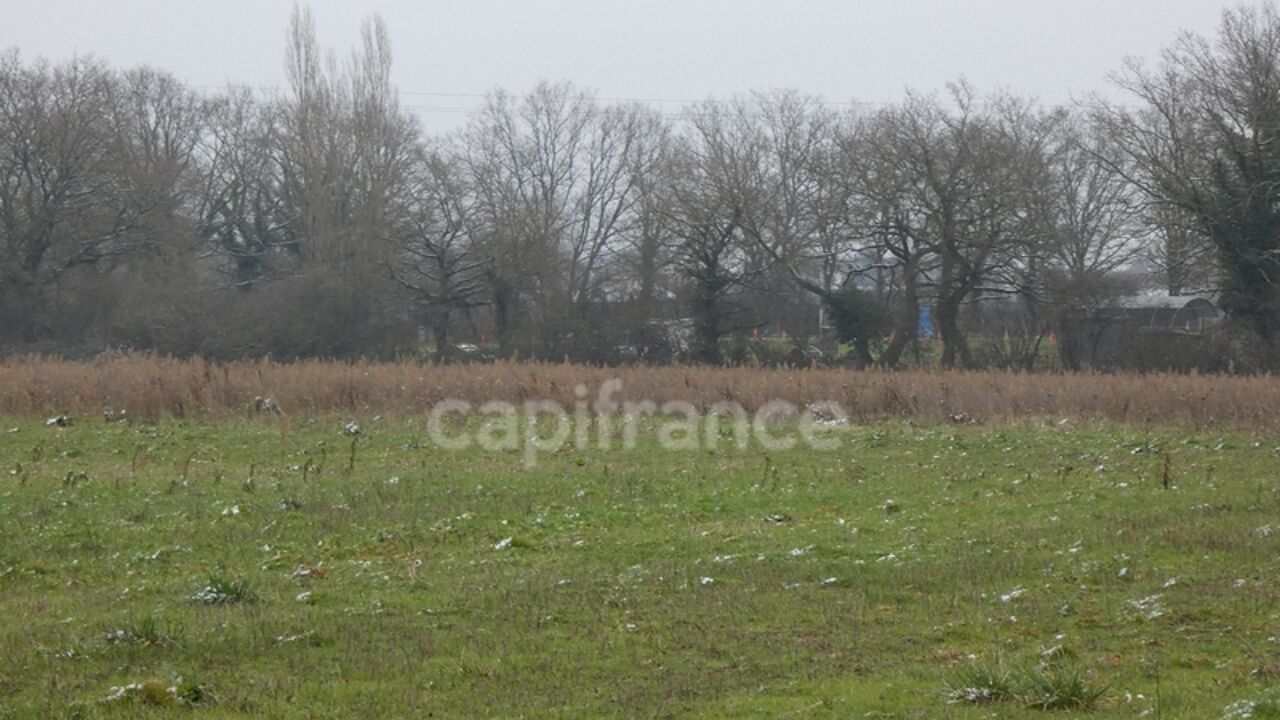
0,0,1238,132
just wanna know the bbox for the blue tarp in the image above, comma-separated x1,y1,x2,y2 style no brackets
917,305,934,339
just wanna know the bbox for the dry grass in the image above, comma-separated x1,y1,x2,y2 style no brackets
0,353,1275,428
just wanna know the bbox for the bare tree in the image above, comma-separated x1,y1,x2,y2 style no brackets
389,142,487,354
1098,3,1280,339
197,89,295,287
278,7,416,269
0,53,139,340
837,106,934,367
660,101,770,364
615,118,677,358
461,82,667,358
1038,116,1142,290
869,86,1057,368
109,67,205,254
1029,114,1145,368
735,92,842,277
729,91,863,353
247,6,422,357
1145,204,1217,294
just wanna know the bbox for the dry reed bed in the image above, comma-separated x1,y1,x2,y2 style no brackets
0,354,1273,428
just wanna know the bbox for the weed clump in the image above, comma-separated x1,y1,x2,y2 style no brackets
1222,687,1280,719
103,616,168,646
946,655,1108,711
101,677,209,707
945,661,1015,704
189,573,254,605
1021,663,1109,710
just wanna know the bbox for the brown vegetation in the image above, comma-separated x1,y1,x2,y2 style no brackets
0,353,1274,428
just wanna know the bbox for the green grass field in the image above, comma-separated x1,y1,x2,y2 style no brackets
2,415,1279,718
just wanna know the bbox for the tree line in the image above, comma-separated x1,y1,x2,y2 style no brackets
3,4,1278,368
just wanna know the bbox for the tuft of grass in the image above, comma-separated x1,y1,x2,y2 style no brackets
137,680,175,706
947,657,1108,711
174,677,210,707
101,679,175,707
945,660,1016,704
103,615,168,646
99,676,209,708
1019,663,1110,711
1223,687,1280,719
189,573,254,605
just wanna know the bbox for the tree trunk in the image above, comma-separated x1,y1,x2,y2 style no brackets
432,311,450,358
490,274,515,356
936,294,971,369
692,280,723,365
852,336,874,367
879,262,919,369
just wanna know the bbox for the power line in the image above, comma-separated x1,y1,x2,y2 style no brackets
182,81,1137,119
185,82,893,107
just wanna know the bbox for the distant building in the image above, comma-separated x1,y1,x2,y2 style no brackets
1113,292,1222,333
1060,292,1223,370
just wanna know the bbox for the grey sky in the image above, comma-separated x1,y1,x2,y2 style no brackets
0,0,1237,132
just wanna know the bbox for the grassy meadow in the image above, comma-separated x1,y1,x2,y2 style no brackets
1,401,1279,717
